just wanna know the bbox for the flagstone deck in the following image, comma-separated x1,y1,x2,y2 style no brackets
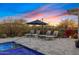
0,37,79,55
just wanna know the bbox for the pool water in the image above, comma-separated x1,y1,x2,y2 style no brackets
0,42,44,55
0,42,19,51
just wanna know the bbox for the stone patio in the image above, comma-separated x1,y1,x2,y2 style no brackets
0,37,78,55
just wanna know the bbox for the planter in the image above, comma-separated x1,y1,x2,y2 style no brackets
75,40,79,48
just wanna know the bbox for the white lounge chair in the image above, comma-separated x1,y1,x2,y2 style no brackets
45,30,59,40
38,30,59,40
25,30,35,37
32,30,40,38
38,30,51,39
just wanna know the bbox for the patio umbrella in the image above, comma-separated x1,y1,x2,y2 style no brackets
27,20,47,25
27,19,47,34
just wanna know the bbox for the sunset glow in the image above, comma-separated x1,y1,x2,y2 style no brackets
0,3,78,26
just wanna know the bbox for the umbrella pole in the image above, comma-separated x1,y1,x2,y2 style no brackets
42,18,44,34
42,24,44,34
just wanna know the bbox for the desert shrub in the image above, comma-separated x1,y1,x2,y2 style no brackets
0,19,29,37
0,24,6,38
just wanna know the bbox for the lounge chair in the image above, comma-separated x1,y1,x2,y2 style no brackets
32,30,40,38
38,30,51,39
25,30,35,37
45,30,59,40
38,30,47,39
38,30,59,40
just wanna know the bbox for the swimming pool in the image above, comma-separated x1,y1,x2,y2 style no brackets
0,42,44,55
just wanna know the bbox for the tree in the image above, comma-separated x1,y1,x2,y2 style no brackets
67,8,79,39
58,19,78,29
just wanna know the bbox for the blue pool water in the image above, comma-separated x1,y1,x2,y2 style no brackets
0,42,44,55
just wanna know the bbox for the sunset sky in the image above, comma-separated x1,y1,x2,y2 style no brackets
0,3,79,26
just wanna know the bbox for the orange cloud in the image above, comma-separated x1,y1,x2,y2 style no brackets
45,16,60,20
44,15,62,26
32,13,44,18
